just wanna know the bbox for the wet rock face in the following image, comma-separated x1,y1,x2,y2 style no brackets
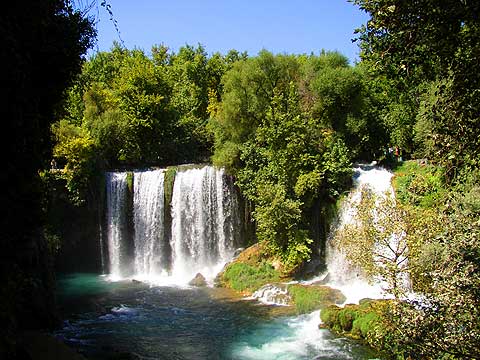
189,273,207,287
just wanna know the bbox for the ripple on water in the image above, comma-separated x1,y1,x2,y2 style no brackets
55,273,379,360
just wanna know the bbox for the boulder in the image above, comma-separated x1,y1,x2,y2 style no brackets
189,273,207,287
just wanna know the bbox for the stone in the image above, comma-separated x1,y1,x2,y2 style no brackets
189,273,207,287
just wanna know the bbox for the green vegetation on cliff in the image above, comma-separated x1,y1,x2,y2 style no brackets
320,299,399,356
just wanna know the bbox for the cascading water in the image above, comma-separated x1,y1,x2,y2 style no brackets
170,166,241,283
62,166,379,359
252,284,291,306
133,169,166,277
105,172,129,279
104,165,241,284
324,163,400,303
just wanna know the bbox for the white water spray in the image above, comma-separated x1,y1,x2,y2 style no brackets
252,284,291,306
105,172,128,279
170,166,239,283
133,169,166,277
325,163,398,303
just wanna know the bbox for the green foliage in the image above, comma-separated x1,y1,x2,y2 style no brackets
393,161,446,208
56,43,241,173
51,120,97,205
220,262,280,293
332,188,409,298
414,77,480,178
163,166,177,210
287,285,346,314
354,0,480,175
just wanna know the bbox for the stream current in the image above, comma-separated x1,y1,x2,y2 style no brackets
55,164,392,359
55,273,378,360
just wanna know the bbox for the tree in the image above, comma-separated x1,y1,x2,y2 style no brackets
0,0,94,356
392,203,480,359
332,188,409,298
210,50,301,171
353,0,480,175
234,83,352,271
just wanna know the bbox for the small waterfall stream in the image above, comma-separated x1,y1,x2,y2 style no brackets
105,172,129,278
324,163,398,303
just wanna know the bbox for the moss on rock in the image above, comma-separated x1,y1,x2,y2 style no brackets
216,243,283,294
287,284,346,314
218,261,281,293
320,299,395,356
163,166,177,210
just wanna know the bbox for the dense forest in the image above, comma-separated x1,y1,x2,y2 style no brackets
2,0,479,359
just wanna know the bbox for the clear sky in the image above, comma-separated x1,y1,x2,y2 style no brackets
88,0,369,64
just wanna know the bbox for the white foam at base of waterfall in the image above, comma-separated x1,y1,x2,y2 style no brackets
230,310,365,359
251,284,291,306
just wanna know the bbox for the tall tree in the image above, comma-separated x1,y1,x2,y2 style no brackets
0,1,94,356
353,0,480,176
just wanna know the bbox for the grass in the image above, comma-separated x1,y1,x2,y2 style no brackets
220,262,281,293
288,284,346,314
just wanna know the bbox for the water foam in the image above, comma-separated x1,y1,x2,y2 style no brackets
325,163,398,303
230,311,362,359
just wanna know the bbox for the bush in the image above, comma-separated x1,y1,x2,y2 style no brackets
393,160,446,208
320,299,396,356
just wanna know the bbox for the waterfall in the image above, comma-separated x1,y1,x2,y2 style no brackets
133,169,166,276
325,163,399,303
170,166,240,282
105,172,129,278
104,165,242,284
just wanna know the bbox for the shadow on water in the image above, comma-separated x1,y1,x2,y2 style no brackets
55,273,379,360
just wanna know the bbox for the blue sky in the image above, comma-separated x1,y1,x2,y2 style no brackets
88,1,369,64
